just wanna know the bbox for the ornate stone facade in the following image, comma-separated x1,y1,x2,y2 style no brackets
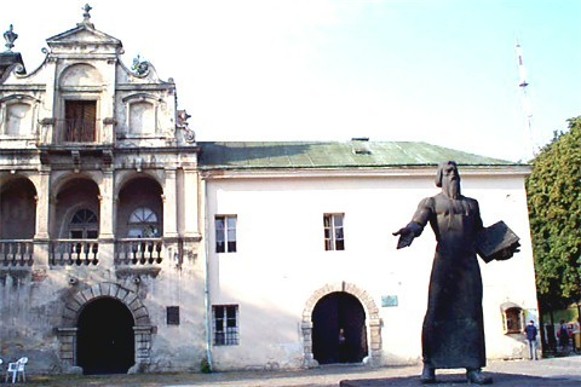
0,8,204,375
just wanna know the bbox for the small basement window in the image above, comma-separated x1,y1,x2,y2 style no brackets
167,306,180,325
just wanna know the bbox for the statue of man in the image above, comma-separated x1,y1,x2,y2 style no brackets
393,161,517,384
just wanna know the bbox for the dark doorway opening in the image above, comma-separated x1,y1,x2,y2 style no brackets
77,298,135,374
312,291,368,364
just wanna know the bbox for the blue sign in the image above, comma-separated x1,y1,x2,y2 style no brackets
381,295,398,307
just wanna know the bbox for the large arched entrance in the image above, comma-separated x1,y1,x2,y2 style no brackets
77,297,135,374
312,291,368,364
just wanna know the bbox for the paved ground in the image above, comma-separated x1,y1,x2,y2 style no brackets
24,355,581,386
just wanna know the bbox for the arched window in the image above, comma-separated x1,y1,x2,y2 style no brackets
128,207,159,238
69,209,99,239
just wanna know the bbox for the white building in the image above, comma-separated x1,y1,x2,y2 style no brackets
0,7,538,375
199,141,538,370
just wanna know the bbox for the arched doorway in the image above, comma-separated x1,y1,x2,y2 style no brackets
77,297,135,374
312,291,368,364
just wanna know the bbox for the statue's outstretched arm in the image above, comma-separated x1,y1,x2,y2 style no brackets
393,197,432,249
393,222,423,249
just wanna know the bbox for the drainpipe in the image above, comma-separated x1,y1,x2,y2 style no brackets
201,176,213,370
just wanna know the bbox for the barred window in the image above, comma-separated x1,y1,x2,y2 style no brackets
323,213,345,251
213,305,239,346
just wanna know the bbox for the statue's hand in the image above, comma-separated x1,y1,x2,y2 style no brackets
393,225,416,249
392,227,408,236
496,243,521,260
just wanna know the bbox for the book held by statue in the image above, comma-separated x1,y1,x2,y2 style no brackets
476,221,520,263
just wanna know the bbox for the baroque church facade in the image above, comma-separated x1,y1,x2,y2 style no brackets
0,8,538,375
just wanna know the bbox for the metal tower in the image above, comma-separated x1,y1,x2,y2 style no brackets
516,42,535,160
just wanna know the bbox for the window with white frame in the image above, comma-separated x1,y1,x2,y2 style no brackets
212,305,239,346
323,213,345,251
215,215,237,253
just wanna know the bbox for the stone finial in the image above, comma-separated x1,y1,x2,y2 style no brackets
82,4,92,21
3,24,18,52
79,4,95,28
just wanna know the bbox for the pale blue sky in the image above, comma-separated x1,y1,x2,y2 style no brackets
2,0,580,161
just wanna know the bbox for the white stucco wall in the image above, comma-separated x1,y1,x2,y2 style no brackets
203,168,537,370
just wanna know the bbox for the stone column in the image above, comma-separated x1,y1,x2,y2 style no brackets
32,169,51,269
131,325,154,373
182,167,200,237
56,327,82,373
34,169,50,240
183,169,203,237
99,170,114,239
369,317,383,366
96,170,115,268
163,169,178,238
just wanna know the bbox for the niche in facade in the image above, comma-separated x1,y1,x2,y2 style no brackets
122,94,160,137
0,95,38,137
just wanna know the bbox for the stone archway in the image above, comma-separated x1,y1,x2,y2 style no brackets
56,282,154,374
301,282,382,367
77,297,135,374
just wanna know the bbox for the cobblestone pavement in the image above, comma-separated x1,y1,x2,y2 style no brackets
25,355,581,386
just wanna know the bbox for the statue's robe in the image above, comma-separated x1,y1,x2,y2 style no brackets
411,192,486,369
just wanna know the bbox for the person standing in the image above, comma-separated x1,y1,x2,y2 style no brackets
393,161,518,385
524,320,538,360
338,328,347,363
558,320,570,353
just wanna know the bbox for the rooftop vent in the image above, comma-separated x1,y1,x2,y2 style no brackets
351,137,372,155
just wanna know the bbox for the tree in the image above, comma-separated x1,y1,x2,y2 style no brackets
527,116,581,317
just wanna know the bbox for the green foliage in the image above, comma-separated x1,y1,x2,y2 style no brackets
527,116,581,313
200,357,212,374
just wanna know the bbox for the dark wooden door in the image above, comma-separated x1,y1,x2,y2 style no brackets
312,292,368,364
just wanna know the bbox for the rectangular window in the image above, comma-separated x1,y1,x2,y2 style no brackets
212,305,239,346
323,213,345,251
64,100,96,142
166,306,180,325
215,215,237,253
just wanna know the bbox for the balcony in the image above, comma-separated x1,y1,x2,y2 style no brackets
50,239,99,266
114,238,163,266
0,240,34,267
0,237,174,272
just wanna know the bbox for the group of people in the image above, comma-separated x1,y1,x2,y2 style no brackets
524,319,579,360
553,320,578,353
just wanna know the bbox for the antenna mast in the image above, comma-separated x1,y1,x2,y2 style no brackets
516,41,535,160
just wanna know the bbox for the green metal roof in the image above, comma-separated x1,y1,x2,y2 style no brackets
198,141,521,170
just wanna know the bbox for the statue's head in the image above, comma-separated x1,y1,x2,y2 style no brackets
436,161,461,198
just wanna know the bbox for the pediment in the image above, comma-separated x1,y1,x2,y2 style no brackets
46,24,121,47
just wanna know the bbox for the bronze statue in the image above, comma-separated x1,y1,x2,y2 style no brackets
393,161,519,384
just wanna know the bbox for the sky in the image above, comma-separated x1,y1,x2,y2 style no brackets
2,0,580,162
